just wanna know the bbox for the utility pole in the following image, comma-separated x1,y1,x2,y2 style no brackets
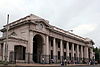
4,14,9,65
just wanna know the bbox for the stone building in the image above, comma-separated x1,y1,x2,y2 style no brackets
0,14,94,63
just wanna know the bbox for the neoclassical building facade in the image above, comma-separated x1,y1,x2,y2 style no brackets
0,14,94,63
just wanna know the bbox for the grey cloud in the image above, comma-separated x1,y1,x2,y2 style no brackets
0,0,100,47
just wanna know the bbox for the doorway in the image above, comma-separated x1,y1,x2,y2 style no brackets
33,34,43,63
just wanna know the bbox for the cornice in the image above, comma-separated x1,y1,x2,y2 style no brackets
46,27,91,44
0,14,94,45
0,36,28,43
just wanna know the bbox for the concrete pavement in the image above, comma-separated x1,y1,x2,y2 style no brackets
0,64,100,67
0,64,99,67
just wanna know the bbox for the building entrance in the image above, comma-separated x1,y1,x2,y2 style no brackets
14,45,26,60
33,34,43,63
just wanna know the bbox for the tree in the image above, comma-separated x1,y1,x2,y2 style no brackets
93,47,100,63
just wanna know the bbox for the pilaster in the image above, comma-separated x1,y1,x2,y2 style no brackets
27,31,33,63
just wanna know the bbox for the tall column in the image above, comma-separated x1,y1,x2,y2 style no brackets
90,48,93,59
81,46,83,59
76,45,79,61
42,43,45,56
0,44,2,61
46,35,50,63
60,40,63,62
0,43,2,61
84,47,88,58
84,46,89,62
71,43,74,60
66,42,69,59
3,42,5,61
30,32,33,62
53,37,57,63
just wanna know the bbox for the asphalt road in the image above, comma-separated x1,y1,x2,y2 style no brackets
15,64,100,67
61,64,100,67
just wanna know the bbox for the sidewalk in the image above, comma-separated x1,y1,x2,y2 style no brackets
16,63,60,66
16,63,90,66
0,63,90,67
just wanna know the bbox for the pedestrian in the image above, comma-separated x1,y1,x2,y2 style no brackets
42,57,44,64
50,59,53,64
64,59,67,66
89,61,91,65
61,60,64,66
52,59,54,63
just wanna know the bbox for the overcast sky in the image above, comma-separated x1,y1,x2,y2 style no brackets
0,0,100,47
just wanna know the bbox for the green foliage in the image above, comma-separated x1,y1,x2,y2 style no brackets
93,47,100,62
0,61,5,64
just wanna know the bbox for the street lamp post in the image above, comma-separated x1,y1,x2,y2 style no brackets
4,14,9,65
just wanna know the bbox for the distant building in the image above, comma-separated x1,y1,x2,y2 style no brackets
0,14,94,63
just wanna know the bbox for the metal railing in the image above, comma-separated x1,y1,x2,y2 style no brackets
8,52,93,64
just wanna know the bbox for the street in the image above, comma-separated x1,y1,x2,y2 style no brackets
0,64,100,67
62,64,100,67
